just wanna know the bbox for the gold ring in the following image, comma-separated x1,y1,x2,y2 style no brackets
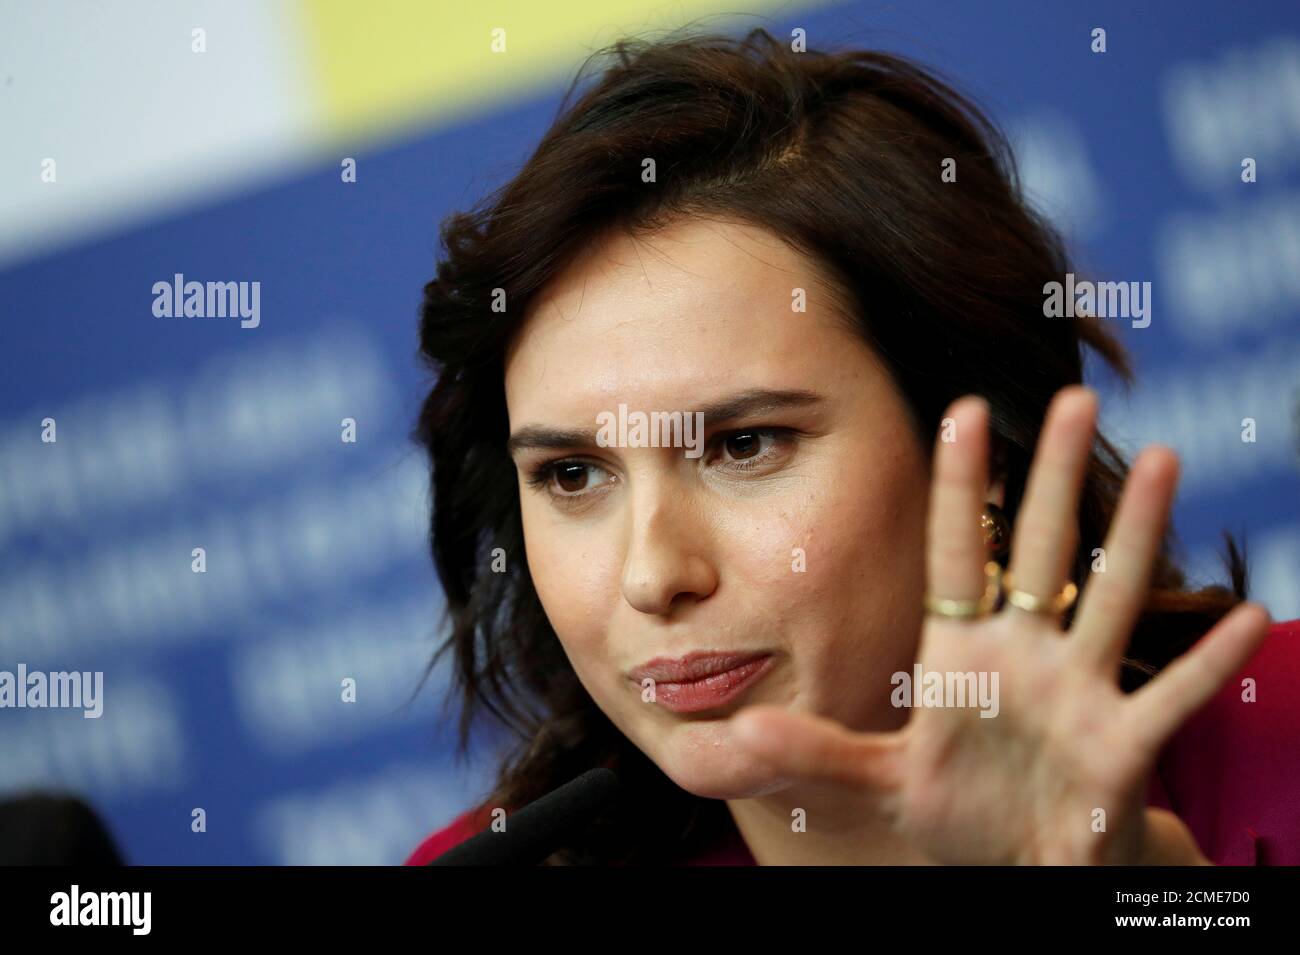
1000,570,1079,617
923,561,1003,620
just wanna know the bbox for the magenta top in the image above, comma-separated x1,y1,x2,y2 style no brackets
406,617,1300,866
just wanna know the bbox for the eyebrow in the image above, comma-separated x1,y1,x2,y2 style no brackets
505,388,825,458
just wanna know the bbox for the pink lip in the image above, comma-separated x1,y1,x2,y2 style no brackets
628,651,774,714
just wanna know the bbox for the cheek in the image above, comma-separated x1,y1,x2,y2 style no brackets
738,461,928,612
743,454,930,724
519,501,622,656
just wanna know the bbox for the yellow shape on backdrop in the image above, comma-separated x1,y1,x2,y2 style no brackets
298,0,804,144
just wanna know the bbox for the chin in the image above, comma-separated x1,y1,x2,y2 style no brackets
646,717,798,800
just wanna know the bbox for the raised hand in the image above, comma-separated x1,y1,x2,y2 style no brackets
728,385,1272,865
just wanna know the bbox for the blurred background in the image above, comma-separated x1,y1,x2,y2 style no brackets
1,0,1297,864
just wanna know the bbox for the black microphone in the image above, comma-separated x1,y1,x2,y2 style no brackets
0,792,125,866
427,767,620,865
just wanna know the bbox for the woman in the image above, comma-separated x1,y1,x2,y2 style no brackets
404,28,1298,865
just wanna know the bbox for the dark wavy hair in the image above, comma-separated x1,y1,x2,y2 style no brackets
412,26,1250,865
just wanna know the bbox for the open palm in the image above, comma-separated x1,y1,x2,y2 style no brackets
729,386,1272,865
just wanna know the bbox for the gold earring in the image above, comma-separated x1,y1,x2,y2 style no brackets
980,502,1010,561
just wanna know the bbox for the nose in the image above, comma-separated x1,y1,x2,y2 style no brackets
620,482,719,616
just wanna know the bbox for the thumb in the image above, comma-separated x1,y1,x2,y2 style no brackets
730,704,903,793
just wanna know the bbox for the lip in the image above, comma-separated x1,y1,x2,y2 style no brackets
628,651,774,714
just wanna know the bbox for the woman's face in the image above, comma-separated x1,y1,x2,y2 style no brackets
504,217,958,800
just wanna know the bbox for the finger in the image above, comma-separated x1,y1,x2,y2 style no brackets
729,704,902,792
1124,602,1273,755
926,395,990,604
1069,446,1180,675
1004,386,1097,612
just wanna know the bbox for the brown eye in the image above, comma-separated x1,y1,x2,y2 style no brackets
555,463,589,494
724,432,763,460
525,458,614,505
707,428,798,473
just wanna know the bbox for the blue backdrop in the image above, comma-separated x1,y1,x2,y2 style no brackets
2,0,1298,864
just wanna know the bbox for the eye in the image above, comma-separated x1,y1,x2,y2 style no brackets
526,459,615,502
707,428,797,471
721,432,766,461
